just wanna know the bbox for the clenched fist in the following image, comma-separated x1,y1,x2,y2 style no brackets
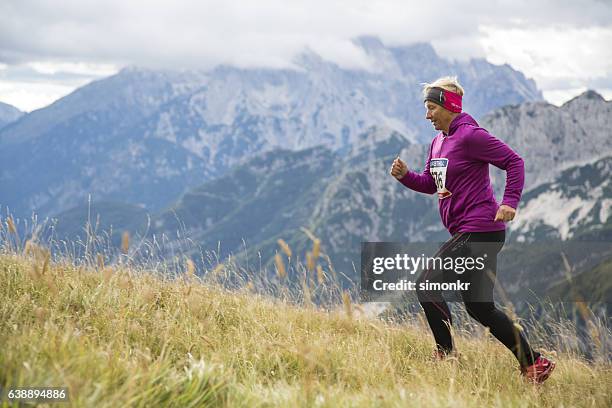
390,156,408,180
494,204,516,222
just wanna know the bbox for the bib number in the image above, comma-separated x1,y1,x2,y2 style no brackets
430,158,452,199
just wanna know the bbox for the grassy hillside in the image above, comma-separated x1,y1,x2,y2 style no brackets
1,250,611,407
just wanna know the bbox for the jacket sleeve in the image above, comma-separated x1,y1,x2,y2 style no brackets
466,128,525,209
397,142,437,195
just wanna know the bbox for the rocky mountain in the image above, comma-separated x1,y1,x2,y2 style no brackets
482,90,612,192
43,132,611,302
45,126,442,278
0,101,23,130
509,155,612,242
475,90,612,242
41,90,611,268
0,69,211,219
150,149,442,283
0,38,541,220
146,92,611,277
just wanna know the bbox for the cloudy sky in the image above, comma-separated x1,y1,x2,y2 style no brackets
1,0,611,112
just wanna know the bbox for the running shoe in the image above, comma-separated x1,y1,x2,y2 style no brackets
431,349,460,361
432,349,447,361
522,356,556,384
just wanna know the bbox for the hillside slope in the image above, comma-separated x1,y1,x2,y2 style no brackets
1,252,610,407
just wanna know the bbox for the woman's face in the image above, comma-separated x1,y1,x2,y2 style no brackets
425,101,452,132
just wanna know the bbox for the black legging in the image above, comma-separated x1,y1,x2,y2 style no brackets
416,230,539,368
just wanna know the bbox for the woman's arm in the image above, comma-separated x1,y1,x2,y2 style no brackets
467,128,525,209
395,144,437,195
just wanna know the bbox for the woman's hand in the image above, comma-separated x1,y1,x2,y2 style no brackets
494,205,516,222
390,157,408,180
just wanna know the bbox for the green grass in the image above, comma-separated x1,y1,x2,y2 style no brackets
1,251,611,407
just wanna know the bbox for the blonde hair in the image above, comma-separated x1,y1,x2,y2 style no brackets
422,76,464,98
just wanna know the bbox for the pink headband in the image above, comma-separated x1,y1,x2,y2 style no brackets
424,87,462,113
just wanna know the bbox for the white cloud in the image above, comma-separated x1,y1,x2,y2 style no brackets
0,61,118,111
480,25,612,104
480,26,612,87
0,79,89,112
27,61,118,76
0,0,611,108
3,0,609,69
600,89,612,101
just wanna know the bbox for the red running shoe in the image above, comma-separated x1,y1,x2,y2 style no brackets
431,349,460,361
522,356,556,384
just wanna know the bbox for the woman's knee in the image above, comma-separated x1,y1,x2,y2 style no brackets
465,302,495,324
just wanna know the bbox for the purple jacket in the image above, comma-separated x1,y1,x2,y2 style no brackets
398,113,524,235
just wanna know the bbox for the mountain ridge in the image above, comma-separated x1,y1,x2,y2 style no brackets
0,38,543,220
0,101,24,130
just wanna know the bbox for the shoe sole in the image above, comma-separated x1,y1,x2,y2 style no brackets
526,361,556,384
536,361,556,384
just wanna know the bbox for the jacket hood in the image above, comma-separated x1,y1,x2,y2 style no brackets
448,112,479,135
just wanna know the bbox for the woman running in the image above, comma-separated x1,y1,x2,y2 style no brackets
390,76,555,384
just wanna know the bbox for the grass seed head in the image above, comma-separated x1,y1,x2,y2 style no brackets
277,239,292,258
312,239,320,260
306,251,314,272
7,216,16,234
275,253,286,279
186,258,196,278
121,231,130,254
316,265,325,284
23,239,32,256
210,263,225,279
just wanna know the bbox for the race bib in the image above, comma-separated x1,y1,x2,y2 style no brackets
430,158,452,199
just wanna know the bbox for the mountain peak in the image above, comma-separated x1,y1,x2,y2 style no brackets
579,89,605,101
0,101,24,128
389,42,438,60
0,101,22,112
353,36,386,52
352,37,441,63
357,125,405,143
346,125,411,163
562,89,606,108
293,47,326,69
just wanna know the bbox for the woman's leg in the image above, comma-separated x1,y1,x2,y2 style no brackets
464,302,539,367
416,232,471,354
461,231,540,368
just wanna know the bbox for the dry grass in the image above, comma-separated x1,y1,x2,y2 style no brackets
1,214,610,406
1,248,611,407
